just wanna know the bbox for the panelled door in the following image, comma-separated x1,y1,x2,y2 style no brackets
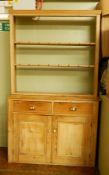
13,113,52,164
52,115,92,166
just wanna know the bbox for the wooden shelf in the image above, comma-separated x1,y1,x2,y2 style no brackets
9,10,101,17
15,64,95,71
15,41,96,46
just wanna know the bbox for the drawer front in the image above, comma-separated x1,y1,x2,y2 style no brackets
13,101,52,114
54,102,93,115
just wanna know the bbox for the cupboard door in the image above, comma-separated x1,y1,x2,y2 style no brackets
13,113,52,164
52,115,92,166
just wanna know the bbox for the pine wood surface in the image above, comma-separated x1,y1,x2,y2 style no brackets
15,41,96,46
8,95,99,166
0,148,99,175
8,10,100,167
9,10,101,16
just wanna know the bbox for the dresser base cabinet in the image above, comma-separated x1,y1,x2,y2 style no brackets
8,95,98,166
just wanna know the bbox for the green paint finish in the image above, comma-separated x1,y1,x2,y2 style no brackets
0,23,10,31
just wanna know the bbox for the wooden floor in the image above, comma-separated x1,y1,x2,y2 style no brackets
0,148,99,175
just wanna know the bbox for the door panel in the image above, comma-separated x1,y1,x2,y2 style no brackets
52,116,92,166
13,113,51,164
57,122,83,157
19,121,45,155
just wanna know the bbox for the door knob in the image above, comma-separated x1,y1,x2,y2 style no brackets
53,129,56,133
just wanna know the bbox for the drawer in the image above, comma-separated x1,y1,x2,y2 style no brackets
54,102,93,115
13,100,52,115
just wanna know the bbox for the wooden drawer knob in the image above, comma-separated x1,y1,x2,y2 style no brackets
69,107,77,111
29,106,35,110
53,129,57,133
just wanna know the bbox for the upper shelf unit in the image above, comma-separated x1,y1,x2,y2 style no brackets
9,10,101,97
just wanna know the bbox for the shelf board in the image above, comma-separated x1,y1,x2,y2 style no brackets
9,10,101,17
15,41,96,46
15,64,95,71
